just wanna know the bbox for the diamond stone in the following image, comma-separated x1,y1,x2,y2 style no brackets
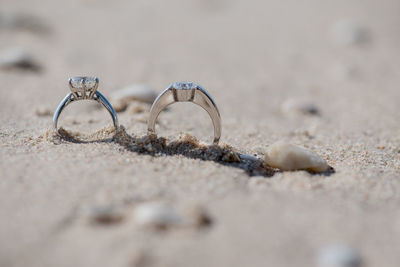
70,77,83,89
84,77,97,89
70,76,97,89
173,82,196,90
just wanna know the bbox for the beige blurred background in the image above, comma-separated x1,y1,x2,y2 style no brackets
1,0,400,266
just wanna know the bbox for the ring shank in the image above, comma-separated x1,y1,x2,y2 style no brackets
147,89,175,134
53,91,119,131
193,88,221,144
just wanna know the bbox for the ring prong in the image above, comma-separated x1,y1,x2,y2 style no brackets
89,77,99,98
68,78,73,89
82,79,87,91
93,77,99,91
68,77,81,99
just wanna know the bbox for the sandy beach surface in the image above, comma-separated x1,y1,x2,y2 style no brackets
1,0,400,266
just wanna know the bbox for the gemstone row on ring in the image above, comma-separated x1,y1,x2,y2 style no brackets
172,82,196,90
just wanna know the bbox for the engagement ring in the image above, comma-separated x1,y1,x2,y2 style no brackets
148,82,221,144
53,76,118,132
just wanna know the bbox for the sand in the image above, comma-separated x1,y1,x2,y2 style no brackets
1,0,400,266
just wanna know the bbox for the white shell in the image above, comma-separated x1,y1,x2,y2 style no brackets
281,98,319,116
331,19,370,46
0,47,37,70
316,244,362,267
264,141,329,172
134,202,182,227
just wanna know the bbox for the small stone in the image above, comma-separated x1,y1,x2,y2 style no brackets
317,244,362,267
0,47,41,71
264,141,329,172
222,151,240,163
127,103,146,114
35,106,52,117
134,202,183,229
0,12,51,34
112,100,128,112
82,205,124,225
111,84,157,104
185,205,212,228
281,98,319,116
331,19,370,46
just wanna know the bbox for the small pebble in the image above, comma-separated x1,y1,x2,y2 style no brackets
331,19,370,46
111,84,157,105
0,12,50,34
134,202,183,229
281,98,319,116
35,106,52,117
184,205,213,228
127,103,146,114
82,205,124,225
316,244,362,267
264,141,329,172
112,100,128,112
0,47,41,71
222,151,240,163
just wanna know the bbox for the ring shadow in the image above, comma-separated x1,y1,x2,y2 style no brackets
55,126,335,178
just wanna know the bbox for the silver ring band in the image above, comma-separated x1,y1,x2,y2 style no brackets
148,82,221,144
53,77,118,131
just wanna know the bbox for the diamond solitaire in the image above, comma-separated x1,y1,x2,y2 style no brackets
69,76,99,99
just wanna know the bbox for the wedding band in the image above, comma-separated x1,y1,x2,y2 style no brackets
148,82,221,144
53,76,118,132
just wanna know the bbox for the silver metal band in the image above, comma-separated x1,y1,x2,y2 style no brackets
53,77,118,132
148,82,221,144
